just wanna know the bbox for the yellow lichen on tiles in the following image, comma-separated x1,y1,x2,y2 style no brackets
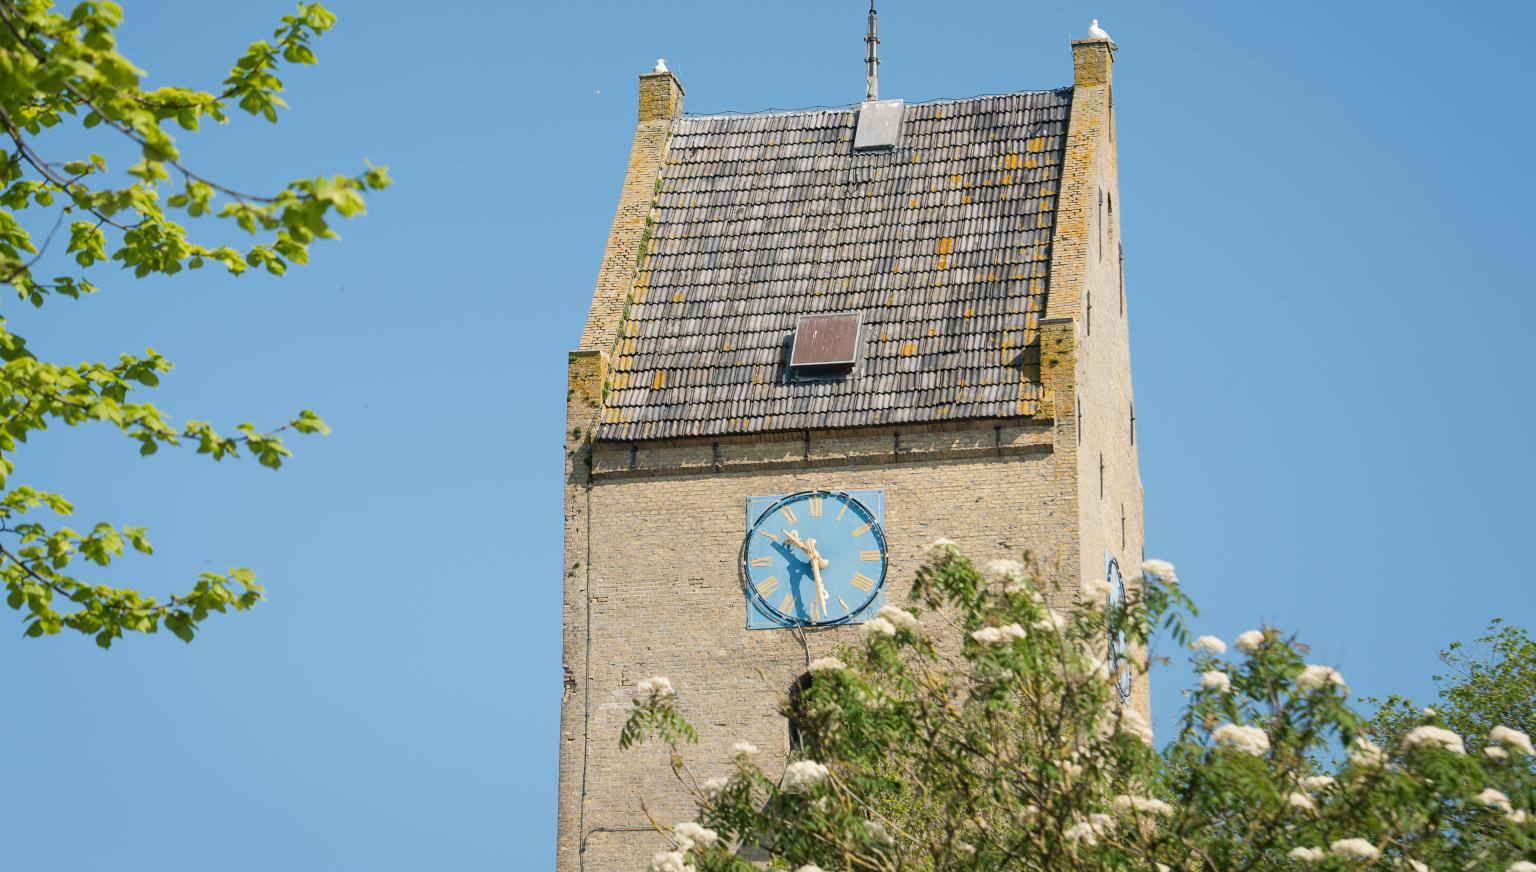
652,371,666,389
1001,174,1013,185
908,197,919,208
937,237,954,255
1026,137,1046,153
885,296,896,306
892,265,901,273
672,292,685,302
1003,153,1022,170
958,376,968,386
1025,157,1038,170
880,332,890,341
936,256,950,270
722,341,734,352
961,195,971,205
900,342,917,356
911,153,921,162
926,326,937,337
987,271,998,282
949,174,963,187
964,307,974,318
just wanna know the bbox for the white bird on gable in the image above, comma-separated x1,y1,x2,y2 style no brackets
654,58,669,74
1087,19,1113,42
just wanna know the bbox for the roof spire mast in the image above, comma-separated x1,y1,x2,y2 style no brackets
864,0,880,101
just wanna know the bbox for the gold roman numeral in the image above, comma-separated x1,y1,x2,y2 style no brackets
750,556,773,567
779,593,796,614
835,501,849,521
836,595,851,615
850,572,876,593
756,576,779,597
851,523,871,538
860,550,882,562
779,504,797,524
808,496,823,517
807,598,820,622
758,529,779,543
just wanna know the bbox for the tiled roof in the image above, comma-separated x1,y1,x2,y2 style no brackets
597,89,1071,441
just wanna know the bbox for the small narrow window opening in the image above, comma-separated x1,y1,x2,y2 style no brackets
1099,453,1105,500
1121,504,1126,549
1076,395,1082,445
1098,189,1104,261
1086,291,1092,336
1130,402,1136,446
1118,243,1125,316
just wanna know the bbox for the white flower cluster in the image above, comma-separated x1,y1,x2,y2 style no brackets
1191,635,1227,655
795,866,828,872
1295,664,1347,694
1402,725,1465,755
671,821,718,852
1512,862,1536,872
1286,791,1315,812
1063,813,1116,845
1288,846,1325,863
1117,706,1154,746
878,605,918,630
730,741,758,757
808,657,846,673
1212,723,1270,756
924,538,960,558
781,760,830,793
1476,788,1513,813
1033,609,1068,634
1234,629,1266,653
1490,725,1534,756
1349,737,1387,769
864,617,897,636
647,850,691,872
1301,775,1336,792
637,675,674,697
1140,558,1177,582
971,623,1027,646
1200,670,1231,692
1397,860,1429,872
1083,574,1113,604
1112,794,1173,816
700,776,728,799
983,558,1026,584
1330,838,1380,859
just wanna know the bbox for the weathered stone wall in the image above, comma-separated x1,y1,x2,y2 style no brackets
570,419,1080,871
1046,39,1147,713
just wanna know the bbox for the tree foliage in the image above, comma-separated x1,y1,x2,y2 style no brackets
0,0,387,647
622,548,1535,871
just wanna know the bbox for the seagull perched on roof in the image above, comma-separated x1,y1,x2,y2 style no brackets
653,58,669,74
1087,19,1113,42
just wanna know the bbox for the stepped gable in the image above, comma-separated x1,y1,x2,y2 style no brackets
598,88,1072,441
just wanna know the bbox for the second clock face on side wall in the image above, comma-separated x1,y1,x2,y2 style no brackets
743,490,887,628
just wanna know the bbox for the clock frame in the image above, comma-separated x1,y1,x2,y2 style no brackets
742,489,887,629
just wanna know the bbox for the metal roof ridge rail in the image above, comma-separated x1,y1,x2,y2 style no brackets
682,85,1072,119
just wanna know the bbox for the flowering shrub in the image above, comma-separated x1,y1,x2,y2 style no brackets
623,548,1535,870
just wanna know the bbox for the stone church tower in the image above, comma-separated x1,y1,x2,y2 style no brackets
559,32,1140,872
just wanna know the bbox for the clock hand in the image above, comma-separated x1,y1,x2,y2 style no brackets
784,529,831,614
805,537,830,610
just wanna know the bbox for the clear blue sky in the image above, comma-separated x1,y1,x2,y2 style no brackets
3,1,1533,869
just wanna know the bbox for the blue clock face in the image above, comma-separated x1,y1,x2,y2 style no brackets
743,490,887,628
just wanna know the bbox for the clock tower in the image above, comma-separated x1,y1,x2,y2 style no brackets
558,32,1140,872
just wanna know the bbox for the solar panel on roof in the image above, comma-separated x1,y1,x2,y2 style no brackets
853,99,904,151
790,313,862,369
